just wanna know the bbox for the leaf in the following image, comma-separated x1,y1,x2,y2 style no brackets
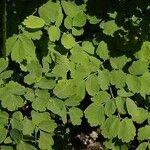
11,38,24,63
136,142,148,150
0,111,9,126
115,97,126,114
140,72,150,94
64,16,72,29
48,25,60,42
0,145,14,150
82,41,95,54
87,15,100,24
0,81,26,111
135,41,150,60
126,98,139,118
126,74,141,93
31,111,51,126
138,125,150,140
39,120,57,133
110,70,126,89
86,74,100,96
61,1,82,18
110,55,129,70
11,112,23,131
72,27,84,36
32,89,49,111
23,117,34,136
23,15,45,29
38,131,54,150
96,41,109,60
118,118,136,142
47,98,67,123
98,69,110,90
72,12,86,27
129,60,148,75
10,129,22,144
35,77,56,89
91,91,110,105
101,115,120,138
39,1,61,24
16,141,37,150
61,33,76,49
0,58,8,73
69,107,83,125
0,127,7,144
104,100,116,117
23,29,42,40
53,79,75,99
84,103,105,126
100,20,119,36
6,34,18,56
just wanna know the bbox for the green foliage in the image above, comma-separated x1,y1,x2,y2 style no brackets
2,0,150,149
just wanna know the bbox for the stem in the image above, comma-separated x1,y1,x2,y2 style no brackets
0,0,7,57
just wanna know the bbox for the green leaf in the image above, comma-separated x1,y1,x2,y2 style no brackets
91,91,110,105
39,1,61,24
53,79,75,99
0,127,7,144
115,97,126,114
11,112,23,131
69,107,83,125
47,98,67,123
86,74,100,96
38,131,54,150
135,41,150,60
61,1,82,18
72,12,86,27
140,72,150,94
0,111,9,126
101,115,120,138
0,81,26,111
129,60,148,75
100,20,119,36
0,58,8,73
87,15,100,24
110,55,129,70
126,98,139,118
6,34,18,56
16,141,37,150
23,15,45,29
48,25,60,42
136,142,148,150
64,79,85,107
61,33,76,49
10,129,22,144
72,27,84,36
96,41,109,60
118,118,136,142
126,74,141,93
35,77,56,89
64,16,72,29
82,41,95,54
32,89,49,111
110,70,126,89
23,29,42,40
0,145,14,150
31,111,51,126
98,69,110,90
104,100,116,116
23,117,34,136
84,103,105,126
39,120,57,133
138,125,150,140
